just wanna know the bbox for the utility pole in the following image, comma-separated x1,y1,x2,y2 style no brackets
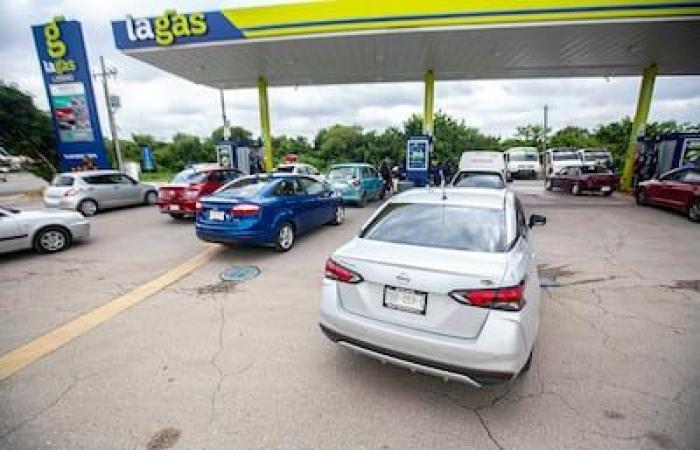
542,104,549,153
94,56,123,171
220,88,230,140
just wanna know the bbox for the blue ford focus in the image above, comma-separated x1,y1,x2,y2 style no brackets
196,174,345,251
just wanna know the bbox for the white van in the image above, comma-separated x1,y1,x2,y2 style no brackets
544,148,582,177
451,151,508,189
504,147,541,179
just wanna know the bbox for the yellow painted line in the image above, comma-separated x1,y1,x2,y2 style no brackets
0,245,221,381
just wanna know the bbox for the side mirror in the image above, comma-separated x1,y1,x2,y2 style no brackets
529,214,547,228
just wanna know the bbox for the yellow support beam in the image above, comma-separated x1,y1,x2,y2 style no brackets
257,77,274,172
423,70,435,135
621,64,657,192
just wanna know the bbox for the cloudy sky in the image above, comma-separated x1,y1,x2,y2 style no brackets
2,0,699,142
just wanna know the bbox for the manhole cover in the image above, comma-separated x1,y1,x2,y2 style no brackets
220,265,261,282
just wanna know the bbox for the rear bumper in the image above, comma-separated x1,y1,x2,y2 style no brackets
158,201,196,214
43,196,80,210
319,280,531,386
196,223,273,245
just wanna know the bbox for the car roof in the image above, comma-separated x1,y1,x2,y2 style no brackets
331,163,372,168
391,187,508,210
62,170,120,177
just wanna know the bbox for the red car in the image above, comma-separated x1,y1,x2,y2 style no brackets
545,165,619,196
636,167,700,222
157,166,243,219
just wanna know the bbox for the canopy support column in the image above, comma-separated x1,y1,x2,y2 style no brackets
257,77,273,172
621,64,657,191
423,70,435,135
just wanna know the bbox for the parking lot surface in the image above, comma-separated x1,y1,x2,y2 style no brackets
1,181,699,450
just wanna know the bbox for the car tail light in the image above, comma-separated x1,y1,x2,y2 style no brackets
350,179,361,187
230,203,261,217
450,281,526,311
63,187,83,196
325,258,363,284
195,202,203,211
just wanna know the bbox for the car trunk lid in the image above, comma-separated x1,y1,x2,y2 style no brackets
332,238,509,339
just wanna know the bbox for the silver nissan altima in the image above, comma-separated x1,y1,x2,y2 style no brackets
319,187,546,386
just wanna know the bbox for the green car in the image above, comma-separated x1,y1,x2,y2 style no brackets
327,163,385,207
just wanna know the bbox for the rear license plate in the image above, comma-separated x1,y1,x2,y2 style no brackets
169,204,180,211
601,186,612,192
209,210,225,221
384,286,427,315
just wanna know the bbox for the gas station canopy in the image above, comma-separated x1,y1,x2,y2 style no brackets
112,1,700,89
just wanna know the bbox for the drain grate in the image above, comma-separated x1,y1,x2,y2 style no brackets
220,265,261,282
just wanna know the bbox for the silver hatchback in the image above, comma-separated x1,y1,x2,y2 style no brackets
43,170,158,216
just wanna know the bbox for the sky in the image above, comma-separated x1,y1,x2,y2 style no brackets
1,0,699,142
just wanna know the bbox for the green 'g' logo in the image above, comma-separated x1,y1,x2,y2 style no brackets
44,20,67,59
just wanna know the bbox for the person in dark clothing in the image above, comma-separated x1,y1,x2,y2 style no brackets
380,159,392,194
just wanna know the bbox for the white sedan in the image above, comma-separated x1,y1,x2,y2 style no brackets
319,188,546,386
0,205,90,254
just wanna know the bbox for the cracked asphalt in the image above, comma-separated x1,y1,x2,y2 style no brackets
1,180,699,450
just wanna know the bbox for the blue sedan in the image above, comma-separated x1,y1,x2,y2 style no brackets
196,174,344,251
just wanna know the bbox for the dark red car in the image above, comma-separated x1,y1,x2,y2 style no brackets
157,166,243,219
636,167,700,222
545,165,619,196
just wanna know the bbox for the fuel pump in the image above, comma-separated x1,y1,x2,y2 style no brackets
406,135,432,187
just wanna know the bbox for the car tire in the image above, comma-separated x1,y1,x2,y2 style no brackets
544,179,553,191
688,198,700,223
358,192,368,208
144,191,158,205
169,213,185,220
78,199,98,217
570,183,581,196
275,222,295,252
331,205,345,225
34,226,71,254
636,189,647,206
602,190,613,197
520,350,533,374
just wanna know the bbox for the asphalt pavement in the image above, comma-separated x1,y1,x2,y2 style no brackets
1,181,698,450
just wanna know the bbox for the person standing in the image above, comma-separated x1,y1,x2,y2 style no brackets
380,158,392,195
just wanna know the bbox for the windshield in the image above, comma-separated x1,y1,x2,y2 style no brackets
274,166,295,173
583,152,610,161
582,165,611,174
328,167,357,181
553,152,579,161
361,203,506,252
51,175,75,187
171,170,208,184
509,153,538,162
452,172,504,189
214,177,270,199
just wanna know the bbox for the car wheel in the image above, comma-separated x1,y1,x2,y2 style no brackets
78,199,98,217
636,189,647,206
34,226,71,253
275,222,295,252
145,191,158,205
520,350,533,374
358,192,368,208
602,190,613,197
331,205,345,225
544,179,553,191
688,199,700,223
570,183,581,196
169,213,185,220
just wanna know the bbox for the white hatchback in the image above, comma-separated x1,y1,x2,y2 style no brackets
319,188,546,386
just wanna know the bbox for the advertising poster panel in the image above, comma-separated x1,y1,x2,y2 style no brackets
32,18,108,171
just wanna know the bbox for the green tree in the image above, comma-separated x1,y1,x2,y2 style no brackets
0,81,57,180
550,126,598,149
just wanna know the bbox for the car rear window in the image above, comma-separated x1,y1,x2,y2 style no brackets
51,175,75,187
214,178,270,199
453,172,504,189
172,170,208,184
361,203,507,253
274,166,295,173
329,167,357,180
